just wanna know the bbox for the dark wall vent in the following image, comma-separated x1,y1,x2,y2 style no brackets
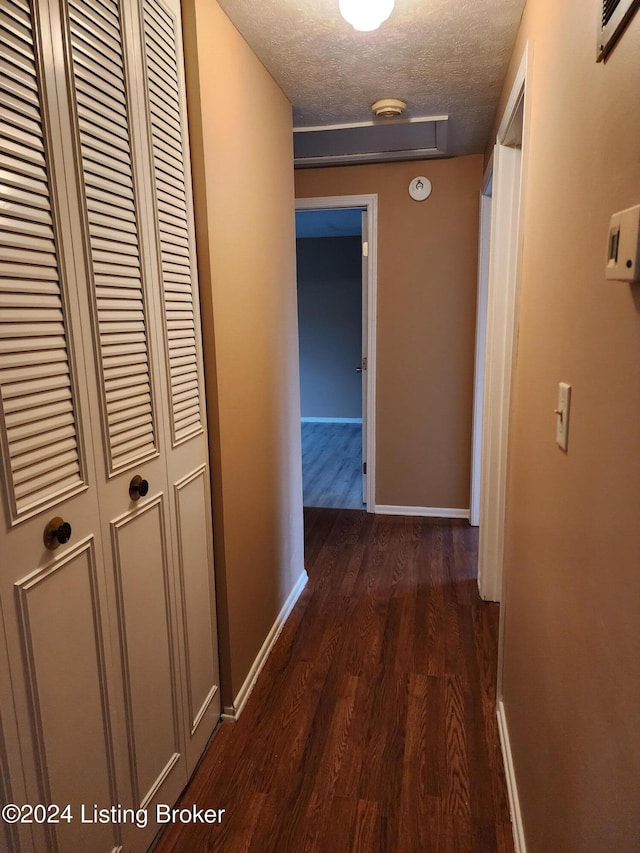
597,0,640,60
603,0,622,25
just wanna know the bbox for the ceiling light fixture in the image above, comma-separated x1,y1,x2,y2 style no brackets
371,98,406,118
338,0,395,32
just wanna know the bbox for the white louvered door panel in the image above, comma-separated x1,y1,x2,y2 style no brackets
68,0,158,474
0,3,127,852
142,0,203,446
140,0,220,777
65,0,191,844
0,0,84,520
1,0,221,848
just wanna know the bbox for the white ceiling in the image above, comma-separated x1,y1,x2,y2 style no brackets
217,0,526,158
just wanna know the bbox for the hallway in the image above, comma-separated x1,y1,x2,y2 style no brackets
154,509,513,852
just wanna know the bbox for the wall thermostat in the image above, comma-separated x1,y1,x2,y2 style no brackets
409,176,432,202
606,204,640,282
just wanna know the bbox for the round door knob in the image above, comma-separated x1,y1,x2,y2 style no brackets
129,475,149,501
43,517,72,551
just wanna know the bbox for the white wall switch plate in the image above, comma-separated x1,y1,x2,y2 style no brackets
555,382,572,451
606,204,640,282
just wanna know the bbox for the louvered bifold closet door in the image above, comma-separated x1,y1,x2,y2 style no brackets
0,0,84,520
142,0,203,446
67,0,157,473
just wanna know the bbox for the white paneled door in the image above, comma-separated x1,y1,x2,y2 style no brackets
0,0,220,850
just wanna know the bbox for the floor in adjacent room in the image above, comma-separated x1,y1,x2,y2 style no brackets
153,509,514,853
301,421,364,509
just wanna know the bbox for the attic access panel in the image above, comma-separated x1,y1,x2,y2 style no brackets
294,117,448,168
597,0,640,60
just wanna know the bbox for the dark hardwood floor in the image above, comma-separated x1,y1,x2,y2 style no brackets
302,422,364,509
154,509,514,853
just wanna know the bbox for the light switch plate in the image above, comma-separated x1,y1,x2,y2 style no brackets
606,204,640,282
555,383,571,451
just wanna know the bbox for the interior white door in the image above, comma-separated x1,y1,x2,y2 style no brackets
62,0,189,832
137,0,221,773
0,3,125,848
478,111,524,603
360,210,368,507
0,0,220,849
470,186,493,527
60,0,222,832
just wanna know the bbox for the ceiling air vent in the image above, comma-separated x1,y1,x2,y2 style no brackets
293,116,448,168
597,0,640,60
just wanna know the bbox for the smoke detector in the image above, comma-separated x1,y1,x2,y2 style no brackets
371,98,406,118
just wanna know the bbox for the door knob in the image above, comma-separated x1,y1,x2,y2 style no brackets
129,475,149,501
43,517,72,550
355,367,363,373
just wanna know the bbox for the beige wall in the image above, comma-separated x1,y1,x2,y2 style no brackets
182,0,304,708
296,157,483,510
492,2,640,850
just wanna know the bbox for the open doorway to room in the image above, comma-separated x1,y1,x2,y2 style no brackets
296,208,363,508
295,195,378,511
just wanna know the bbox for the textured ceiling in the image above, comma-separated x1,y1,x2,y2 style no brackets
216,0,526,156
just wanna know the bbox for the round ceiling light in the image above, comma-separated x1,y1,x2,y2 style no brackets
338,0,395,32
371,98,406,118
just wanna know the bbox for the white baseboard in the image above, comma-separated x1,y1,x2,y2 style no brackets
497,700,527,853
374,505,470,520
221,569,308,722
301,417,362,424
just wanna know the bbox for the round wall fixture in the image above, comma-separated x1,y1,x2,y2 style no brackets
408,176,432,202
371,98,406,118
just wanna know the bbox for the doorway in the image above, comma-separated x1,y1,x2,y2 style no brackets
295,194,378,511
477,47,528,607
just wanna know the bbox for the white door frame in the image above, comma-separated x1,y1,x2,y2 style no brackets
470,161,494,527
477,45,530,603
295,194,378,512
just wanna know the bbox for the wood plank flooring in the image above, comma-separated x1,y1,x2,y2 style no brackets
302,422,364,509
153,509,514,853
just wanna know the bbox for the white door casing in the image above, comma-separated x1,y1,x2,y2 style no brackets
295,194,378,512
361,209,368,504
